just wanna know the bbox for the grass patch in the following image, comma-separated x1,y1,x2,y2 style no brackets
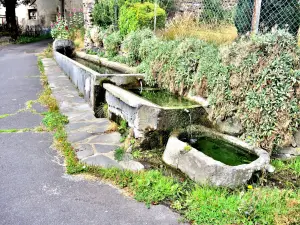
272,157,300,176
15,34,51,44
0,128,31,133
40,44,53,58
42,112,68,131
114,147,125,161
0,114,11,119
158,13,237,45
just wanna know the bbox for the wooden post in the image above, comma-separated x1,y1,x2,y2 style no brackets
251,0,262,34
153,0,157,33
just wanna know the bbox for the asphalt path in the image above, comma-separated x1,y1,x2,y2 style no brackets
0,41,183,225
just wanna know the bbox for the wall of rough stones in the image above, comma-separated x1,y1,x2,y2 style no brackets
175,0,238,14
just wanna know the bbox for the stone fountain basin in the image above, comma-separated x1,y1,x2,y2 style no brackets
54,51,143,110
103,83,208,138
163,125,270,187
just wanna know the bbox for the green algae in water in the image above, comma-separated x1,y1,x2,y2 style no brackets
73,57,120,74
191,137,258,166
131,89,197,107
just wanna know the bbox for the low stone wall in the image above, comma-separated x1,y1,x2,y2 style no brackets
54,51,143,111
103,83,208,138
163,125,270,187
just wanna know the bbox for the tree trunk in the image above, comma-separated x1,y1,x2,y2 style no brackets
5,0,18,40
61,0,65,18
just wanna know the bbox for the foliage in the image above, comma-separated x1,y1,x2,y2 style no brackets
15,33,51,44
42,112,68,131
235,0,300,36
185,186,299,225
138,37,218,96
121,28,154,65
119,2,166,36
92,0,173,29
210,29,300,151
51,11,84,40
114,147,125,161
92,0,125,28
272,157,300,176
158,12,238,45
103,31,122,57
200,0,233,26
131,170,180,207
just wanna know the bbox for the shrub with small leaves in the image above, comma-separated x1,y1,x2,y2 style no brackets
103,31,123,57
121,28,154,65
119,2,166,36
209,29,300,152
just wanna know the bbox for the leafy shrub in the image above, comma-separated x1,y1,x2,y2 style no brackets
121,28,154,65
119,2,166,36
92,0,125,27
210,29,300,151
103,31,122,57
51,11,84,40
138,38,218,95
235,0,300,36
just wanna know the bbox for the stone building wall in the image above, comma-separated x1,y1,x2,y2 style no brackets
82,0,95,49
175,0,238,14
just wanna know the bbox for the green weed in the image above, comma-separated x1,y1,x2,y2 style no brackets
42,112,68,131
0,114,11,119
272,157,300,176
114,147,125,161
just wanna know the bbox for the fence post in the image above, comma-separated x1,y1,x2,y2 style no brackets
154,0,157,33
251,0,262,34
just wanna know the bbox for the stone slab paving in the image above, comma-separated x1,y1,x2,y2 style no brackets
43,58,144,171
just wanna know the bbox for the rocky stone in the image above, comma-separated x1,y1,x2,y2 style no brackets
67,132,94,143
215,116,243,136
162,125,270,187
88,133,121,144
90,26,101,47
277,147,300,157
119,160,144,171
53,39,75,57
74,144,94,160
94,144,120,154
294,130,300,146
266,164,275,173
82,155,122,168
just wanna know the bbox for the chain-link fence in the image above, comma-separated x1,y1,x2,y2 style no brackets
195,0,300,36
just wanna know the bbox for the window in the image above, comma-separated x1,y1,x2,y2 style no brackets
28,9,37,20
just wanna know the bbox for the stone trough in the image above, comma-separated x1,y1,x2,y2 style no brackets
163,125,270,187
103,83,208,138
53,51,143,111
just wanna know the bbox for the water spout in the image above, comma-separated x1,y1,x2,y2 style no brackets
184,108,193,140
139,80,143,94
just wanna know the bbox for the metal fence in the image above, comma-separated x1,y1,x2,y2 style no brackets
196,0,300,35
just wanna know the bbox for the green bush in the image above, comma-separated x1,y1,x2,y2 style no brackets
235,0,300,35
210,30,300,151
121,28,154,65
103,31,123,57
119,2,166,36
138,38,218,95
92,0,125,27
